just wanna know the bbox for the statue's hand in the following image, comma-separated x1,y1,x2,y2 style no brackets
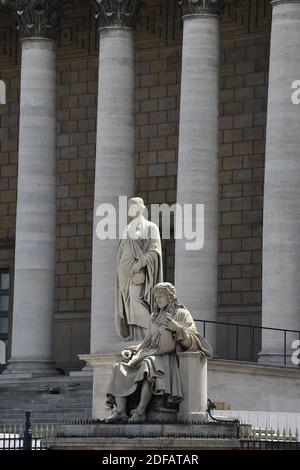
162,313,182,333
121,349,133,362
133,259,143,273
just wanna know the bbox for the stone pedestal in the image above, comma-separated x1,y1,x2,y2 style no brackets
177,352,208,423
82,352,209,422
260,0,300,365
80,354,117,419
46,422,244,450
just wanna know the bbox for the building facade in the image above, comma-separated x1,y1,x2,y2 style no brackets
0,0,299,374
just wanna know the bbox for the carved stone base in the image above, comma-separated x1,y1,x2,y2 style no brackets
45,421,246,450
147,407,177,424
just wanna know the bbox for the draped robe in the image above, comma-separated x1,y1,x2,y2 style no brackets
115,216,163,340
107,306,213,408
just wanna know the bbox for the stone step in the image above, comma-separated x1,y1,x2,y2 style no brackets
0,400,93,408
0,402,92,409
0,415,92,422
0,395,92,408
0,415,92,424
0,375,94,426
0,398,92,406
0,417,92,425
1,414,92,419
0,386,92,392
0,410,92,417
0,409,92,417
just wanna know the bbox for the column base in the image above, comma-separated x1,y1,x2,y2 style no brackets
0,359,60,380
69,364,93,378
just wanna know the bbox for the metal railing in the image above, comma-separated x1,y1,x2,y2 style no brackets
0,412,54,451
240,426,299,450
195,319,300,367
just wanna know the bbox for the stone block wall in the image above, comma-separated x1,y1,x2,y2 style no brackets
218,33,270,331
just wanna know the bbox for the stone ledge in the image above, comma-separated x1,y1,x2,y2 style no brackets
209,358,300,378
45,436,241,450
54,422,244,440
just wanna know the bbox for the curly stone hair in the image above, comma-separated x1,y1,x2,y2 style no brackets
152,282,186,316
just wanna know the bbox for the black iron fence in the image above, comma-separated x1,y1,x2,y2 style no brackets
0,412,54,451
1,412,299,450
195,319,300,367
240,426,300,450
241,439,300,450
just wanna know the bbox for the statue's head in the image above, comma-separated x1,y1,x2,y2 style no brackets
152,282,181,314
128,197,145,219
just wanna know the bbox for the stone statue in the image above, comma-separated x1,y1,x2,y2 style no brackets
106,282,213,423
115,197,163,341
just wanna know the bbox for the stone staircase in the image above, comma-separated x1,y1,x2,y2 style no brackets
0,375,93,425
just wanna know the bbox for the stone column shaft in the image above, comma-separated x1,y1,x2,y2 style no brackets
90,1,140,355
175,1,220,348
0,0,71,377
261,0,300,365
8,38,57,376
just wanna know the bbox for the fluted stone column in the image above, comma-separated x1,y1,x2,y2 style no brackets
90,1,140,355
175,0,221,346
1,1,68,377
260,0,300,365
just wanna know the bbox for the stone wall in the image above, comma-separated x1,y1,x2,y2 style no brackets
218,34,270,328
0,1,272,367
208,360,300,413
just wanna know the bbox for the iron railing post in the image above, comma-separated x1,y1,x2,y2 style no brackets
251,326,255,362
23,411,32,451
284,330,287,366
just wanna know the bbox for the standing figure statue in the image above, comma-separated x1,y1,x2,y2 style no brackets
107,282,213,424
115,197,163,341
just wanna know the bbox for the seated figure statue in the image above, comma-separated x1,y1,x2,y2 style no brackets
105,282,213,423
